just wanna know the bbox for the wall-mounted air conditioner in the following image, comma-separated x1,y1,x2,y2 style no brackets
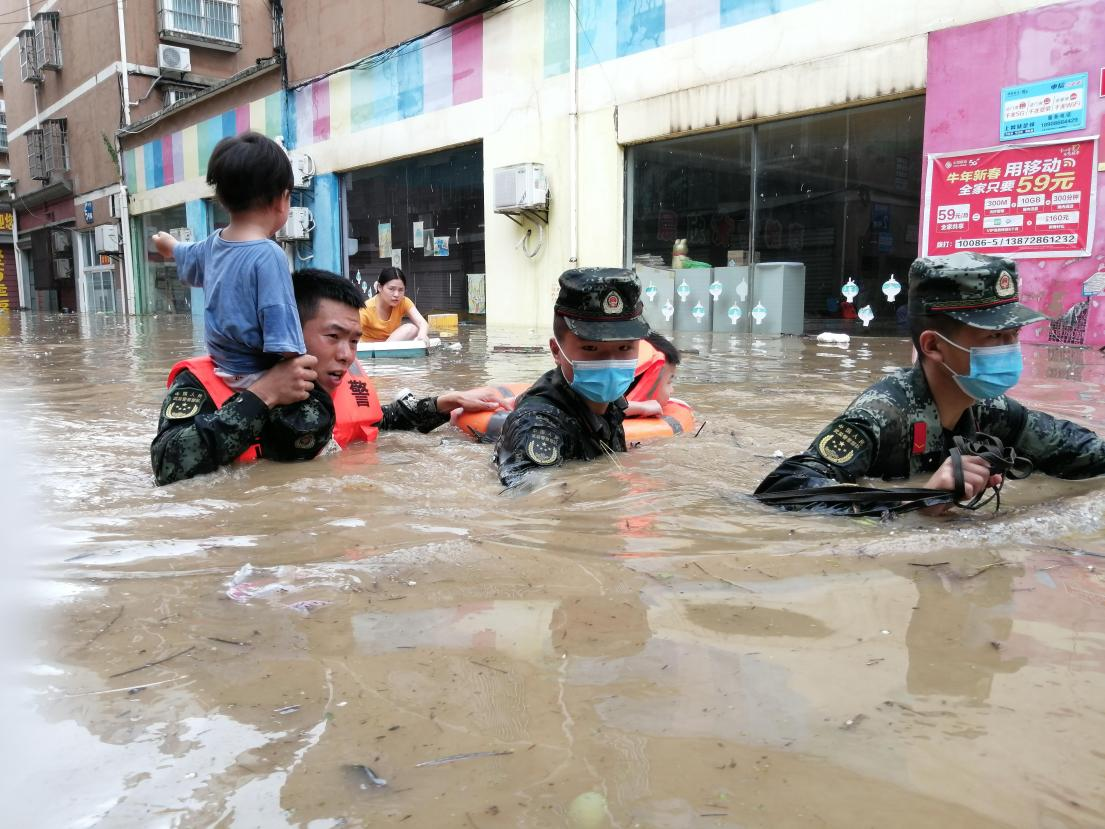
493,163,549,214
53,258,72,279
276,207,314,242
51,229,70,251
95,224,120,254
289,152,314,189
158,44,191,73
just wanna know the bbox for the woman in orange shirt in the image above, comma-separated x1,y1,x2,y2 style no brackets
359,267,430,342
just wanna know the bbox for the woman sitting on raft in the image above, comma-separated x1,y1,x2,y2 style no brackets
359,267,431,342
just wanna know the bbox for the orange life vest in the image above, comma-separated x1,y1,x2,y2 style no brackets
166,356,384,462
625,341,667,404
454,382,694,443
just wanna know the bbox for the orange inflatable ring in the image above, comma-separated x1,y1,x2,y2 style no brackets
454,383,695,443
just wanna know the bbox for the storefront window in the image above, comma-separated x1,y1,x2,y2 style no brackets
627,96,924,333
345,143,485,314
630,128,752,269
140,206,190,313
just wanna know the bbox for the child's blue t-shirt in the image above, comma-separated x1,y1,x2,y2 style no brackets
174,231,305,376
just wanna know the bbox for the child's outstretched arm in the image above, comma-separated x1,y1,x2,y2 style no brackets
151,231,177,258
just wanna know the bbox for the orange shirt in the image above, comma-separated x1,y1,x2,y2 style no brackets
359,296,414,341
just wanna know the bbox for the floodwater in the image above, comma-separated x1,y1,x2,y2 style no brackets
3,312,1105,829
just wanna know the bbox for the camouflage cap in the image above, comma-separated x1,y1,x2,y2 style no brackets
554,267,650,342
907,253,1048,331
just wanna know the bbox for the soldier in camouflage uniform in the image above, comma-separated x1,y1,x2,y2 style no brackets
755,253,1105,515
152,269,500,486
496,268,651,488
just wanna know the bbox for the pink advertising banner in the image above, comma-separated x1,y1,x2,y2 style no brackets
922,136,1098,259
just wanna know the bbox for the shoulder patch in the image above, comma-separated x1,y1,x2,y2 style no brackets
164,388,206,420
816,423,867,466
525,433,561,466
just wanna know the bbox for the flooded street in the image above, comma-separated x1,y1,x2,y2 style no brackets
3,313,1105,828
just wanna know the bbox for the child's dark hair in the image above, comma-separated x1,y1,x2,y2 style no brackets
292,269,366,322
378,267,407,286
206,132,293,213
646,331,680,366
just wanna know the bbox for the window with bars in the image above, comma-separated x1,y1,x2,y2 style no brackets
18,29,42,84
27,120,69,182
0,107,8,152
158,0,240,47
27,129,46,180
43,119,69,176
33,12,62,71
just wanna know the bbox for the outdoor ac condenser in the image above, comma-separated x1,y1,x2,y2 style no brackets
94,224,120,254
276,207,313,242
157,44,192,73
493,163,548,214
289,152,314,189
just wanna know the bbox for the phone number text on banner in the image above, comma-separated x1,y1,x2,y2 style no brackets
922,137,1098,259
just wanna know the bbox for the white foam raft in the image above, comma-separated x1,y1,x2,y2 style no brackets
355,337,444,359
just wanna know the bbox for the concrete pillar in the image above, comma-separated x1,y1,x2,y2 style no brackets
185,199,209,327
304,172,343,275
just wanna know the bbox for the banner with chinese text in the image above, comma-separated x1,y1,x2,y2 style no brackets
922,137,1098,259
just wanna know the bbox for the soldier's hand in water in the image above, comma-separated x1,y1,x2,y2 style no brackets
248,355,318,407
921,455,1003,516
437,388,505,416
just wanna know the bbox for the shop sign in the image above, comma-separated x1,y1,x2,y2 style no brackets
0,213,12,232
922,137,1097,259
1000,73,1087,141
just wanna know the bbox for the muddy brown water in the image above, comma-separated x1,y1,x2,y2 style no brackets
2,312,1105,828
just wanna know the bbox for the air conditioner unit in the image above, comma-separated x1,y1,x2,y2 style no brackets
163,87,196,107
493,163,548,214
53,257,72,279
157,44,191,73
51,229,70,251
95,224,120,254
289,152,314,189
169,226,194,243
276,207,314,242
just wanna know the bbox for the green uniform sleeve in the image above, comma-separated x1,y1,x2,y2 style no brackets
377,393,450,433
754,410,892,512
150,371,269,486
1015,407,1105,479
495,402,568,488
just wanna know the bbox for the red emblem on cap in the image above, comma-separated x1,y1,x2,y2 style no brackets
604,291,624,315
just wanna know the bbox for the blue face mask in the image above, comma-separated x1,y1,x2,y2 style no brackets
555,338,637,403
936,332,1022,401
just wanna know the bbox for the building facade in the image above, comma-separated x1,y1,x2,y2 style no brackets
10,0,1105,345
0,0,280,314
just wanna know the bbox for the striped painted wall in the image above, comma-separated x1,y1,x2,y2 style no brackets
291,16,482,147
124,17,484,195
544,0,820,76
123,91,285,194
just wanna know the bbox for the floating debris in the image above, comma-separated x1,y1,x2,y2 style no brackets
348,764,388,787
274,704,301,715
414,750,513,768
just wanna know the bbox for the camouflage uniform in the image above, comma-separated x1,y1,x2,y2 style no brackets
495,267,650,488
151,370,449,485
755,363,1105,510
496,367,629,487
755,253,1105,513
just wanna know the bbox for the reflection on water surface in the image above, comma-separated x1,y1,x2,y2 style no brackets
2,312,1105,827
